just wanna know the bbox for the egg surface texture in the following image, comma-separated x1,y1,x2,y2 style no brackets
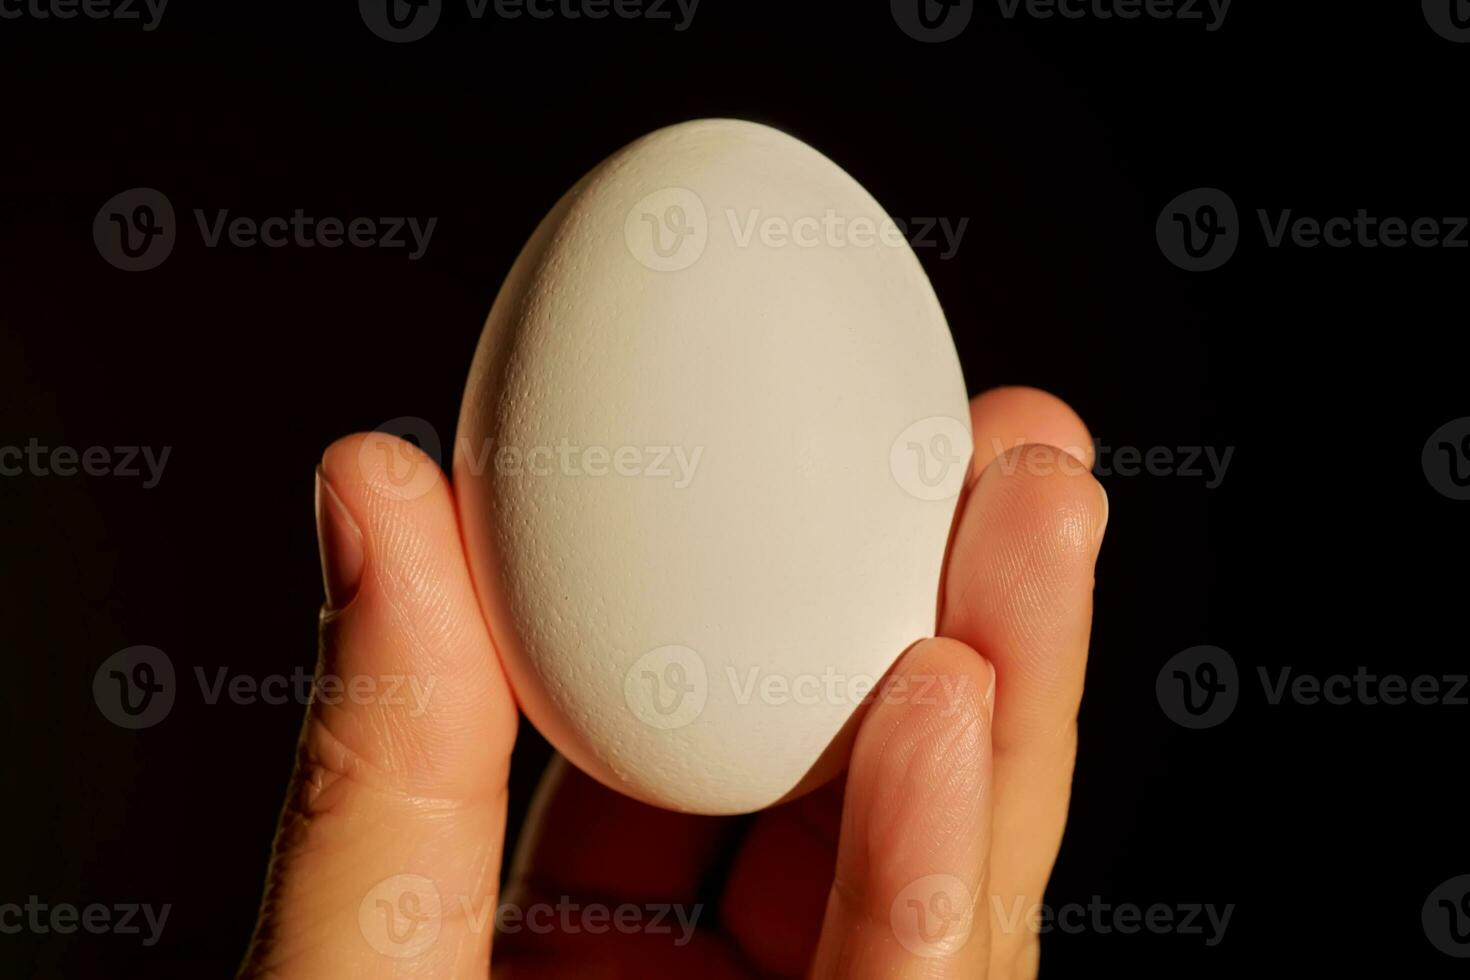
457,119,971,814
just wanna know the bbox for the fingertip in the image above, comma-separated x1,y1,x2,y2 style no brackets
814,637,994,974
973,443,1107,566
843,637,994,891
316,432,464,646
307,430,516,797
969,386,1095,475
943,442,1104,757
321,430,448,511
848,638,995,814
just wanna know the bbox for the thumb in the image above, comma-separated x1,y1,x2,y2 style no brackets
810,637,996,979
241,433,517,979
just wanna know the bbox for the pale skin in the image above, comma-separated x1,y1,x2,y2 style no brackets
239,385,1108,979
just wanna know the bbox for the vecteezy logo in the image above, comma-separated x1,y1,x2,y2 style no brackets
624,645,708,729
358,874,443,958
890,416,971,501
1423,418,1470,500
624,188,708,272
891,0,973,42
1424,0,1470,41
360,0,441,42
94,188,176,272
1156,645,1238,729
358,416,444,502
890,874,973,958
93,646,176,729
1423,875,1470,957
1156,188,1239,271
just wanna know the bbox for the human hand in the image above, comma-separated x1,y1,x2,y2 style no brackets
238,385,1106,979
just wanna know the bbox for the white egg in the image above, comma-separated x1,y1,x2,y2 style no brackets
456,119,970,814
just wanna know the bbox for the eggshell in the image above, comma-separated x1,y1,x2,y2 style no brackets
456,119,970,814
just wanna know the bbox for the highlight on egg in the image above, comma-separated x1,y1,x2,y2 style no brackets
455,119,971,815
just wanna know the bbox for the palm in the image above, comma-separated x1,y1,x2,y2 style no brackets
496,759,842,977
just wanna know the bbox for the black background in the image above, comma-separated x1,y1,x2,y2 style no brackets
2,0,1467,976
